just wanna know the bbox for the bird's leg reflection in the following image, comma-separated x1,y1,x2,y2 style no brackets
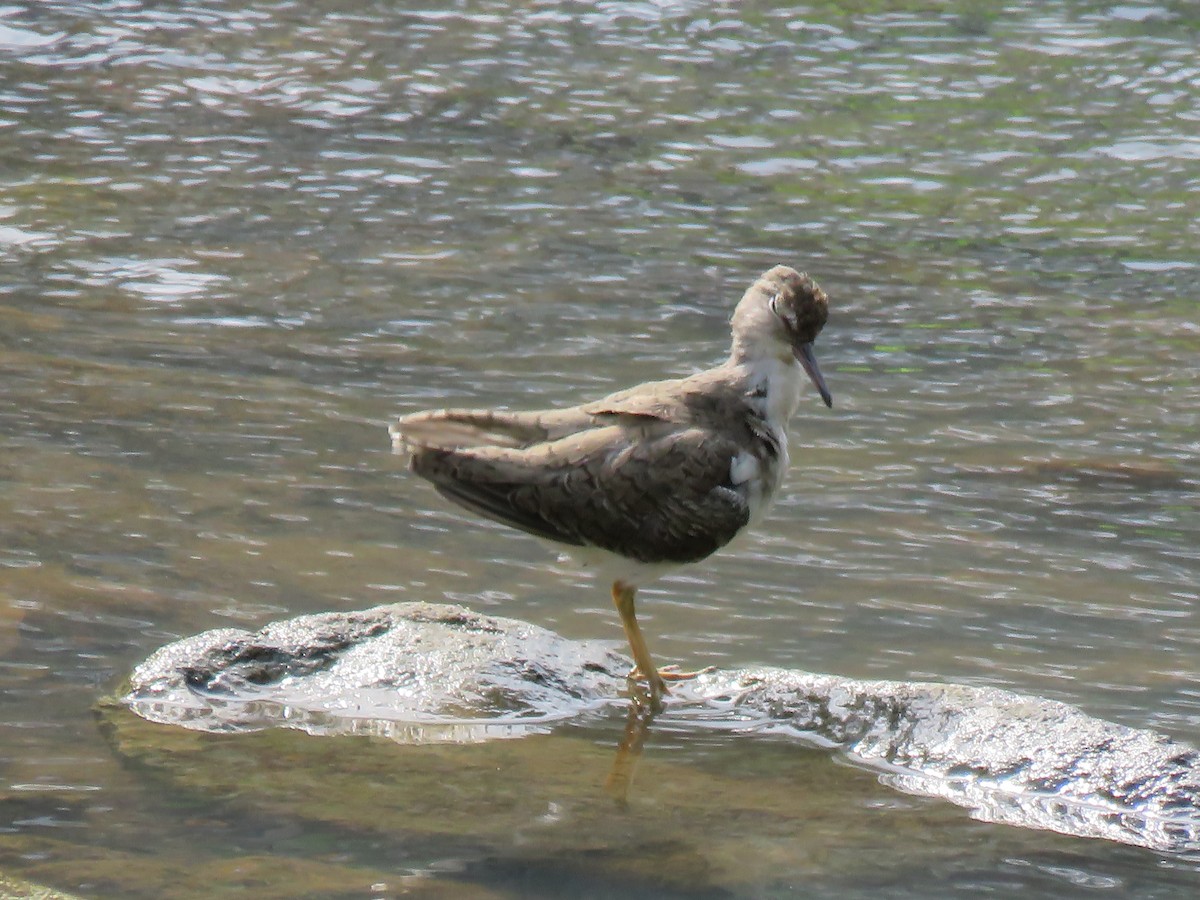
604,696,658,806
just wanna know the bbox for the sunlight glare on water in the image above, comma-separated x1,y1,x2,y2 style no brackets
1,0,1199,896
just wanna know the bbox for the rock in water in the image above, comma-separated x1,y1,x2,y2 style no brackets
126,602,628,742
124,602,1200,852
681,668,1200,854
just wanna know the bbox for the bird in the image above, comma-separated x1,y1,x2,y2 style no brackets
390,265,832,707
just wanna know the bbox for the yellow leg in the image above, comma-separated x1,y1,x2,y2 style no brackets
611,580,668,704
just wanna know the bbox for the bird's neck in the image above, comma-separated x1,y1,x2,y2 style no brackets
729,350,802,430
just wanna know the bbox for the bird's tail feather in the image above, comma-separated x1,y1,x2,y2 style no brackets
389,408,533,454
390,406,595,454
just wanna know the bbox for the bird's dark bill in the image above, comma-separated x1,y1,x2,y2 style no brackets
795,342,833,408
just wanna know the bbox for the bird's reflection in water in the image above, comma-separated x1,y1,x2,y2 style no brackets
604,691,659,807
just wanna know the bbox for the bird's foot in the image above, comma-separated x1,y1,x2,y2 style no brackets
627,664,715,683
629,680,665,715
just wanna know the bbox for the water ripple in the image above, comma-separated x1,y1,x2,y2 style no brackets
2,0,1199,893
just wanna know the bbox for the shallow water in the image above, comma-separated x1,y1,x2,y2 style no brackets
2,0,1199,896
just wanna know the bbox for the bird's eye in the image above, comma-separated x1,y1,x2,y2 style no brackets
769,292,781,316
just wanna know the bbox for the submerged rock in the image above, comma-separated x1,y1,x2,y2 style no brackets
125,602,1200,853
0,869,85,900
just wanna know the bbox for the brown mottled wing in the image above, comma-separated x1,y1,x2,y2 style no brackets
408,423,750,564
582,372,754,434
579,377,692,424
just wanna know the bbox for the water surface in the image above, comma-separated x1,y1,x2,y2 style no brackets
2,1,1199,896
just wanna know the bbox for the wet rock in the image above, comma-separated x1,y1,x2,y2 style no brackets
127,602,628,740
684,669,1200,853
124,602,1200,853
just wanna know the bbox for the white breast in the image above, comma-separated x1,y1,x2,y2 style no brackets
729,451,760,486
736,355,803,525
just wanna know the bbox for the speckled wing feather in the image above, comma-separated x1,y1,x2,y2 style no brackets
408,422,751,565
580,377,691,424
582,371,753,435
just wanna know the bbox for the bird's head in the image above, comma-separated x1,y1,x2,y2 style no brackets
731,265,832,408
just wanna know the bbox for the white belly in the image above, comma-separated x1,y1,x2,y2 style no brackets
556,543,683,588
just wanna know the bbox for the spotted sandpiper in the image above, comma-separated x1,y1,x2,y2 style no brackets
390,265,832,706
